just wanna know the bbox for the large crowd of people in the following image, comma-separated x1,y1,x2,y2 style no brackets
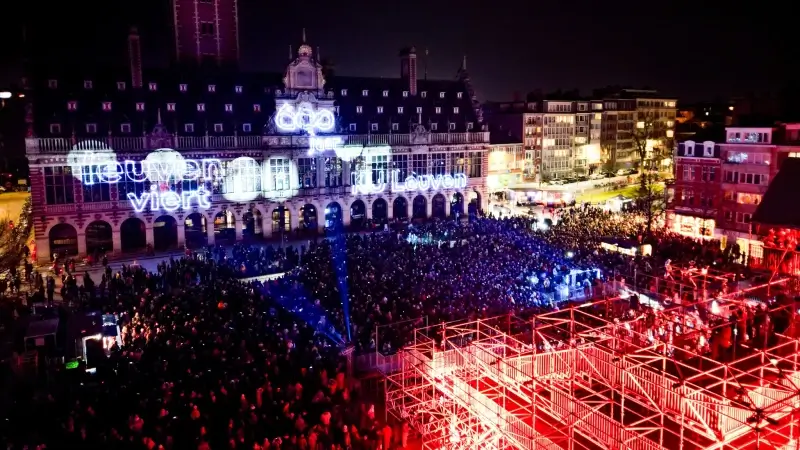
1,205,784,449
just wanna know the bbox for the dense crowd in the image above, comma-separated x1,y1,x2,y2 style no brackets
3,206,764,449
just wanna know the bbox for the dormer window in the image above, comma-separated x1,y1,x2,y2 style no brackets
349,123,356,132
439,92,445,99
117,81,126,91
449,122,456,131
253,104,261,112
402,91,408,98
48,79,58,89
242,123,252,133
224,104,233,112
197,103,206,112
421,91,427,98
208,85,216,93
341,89,348,96
361,90,368,96
234,85,243,93
49,123,61,134
453,107,459,114
213,123,223,133
185,123,195,133
377,106,384,114
430,123,438,131
83,80,93,89
102,102,112,111
86,123,97,134
397,107,404,114
392,123,399,131
466,122,474,130
356,106,363,114
149,82,157,91
435,107,441,114
457,92,463,99
371,123,378,132
136,102,145,112
382,90,389,97
179,83,188,92
416,107,422,114
167,103,176,112
67,101,78,111
121,123,132,133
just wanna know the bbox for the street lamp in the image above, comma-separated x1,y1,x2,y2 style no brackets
0,92,11,99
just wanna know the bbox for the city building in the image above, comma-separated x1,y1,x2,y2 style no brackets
172,0,240,66
716,123,800,259
666,140,721,240
485,99,602,182
24,7,490,262
486,142,524,195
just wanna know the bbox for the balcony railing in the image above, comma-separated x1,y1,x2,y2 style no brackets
25,132,491,154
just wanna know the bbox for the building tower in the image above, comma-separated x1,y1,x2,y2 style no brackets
172,0,240,66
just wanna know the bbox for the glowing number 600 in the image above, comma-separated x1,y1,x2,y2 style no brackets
275,104,335,134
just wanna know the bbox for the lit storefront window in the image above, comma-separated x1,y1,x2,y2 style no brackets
673,214,715,239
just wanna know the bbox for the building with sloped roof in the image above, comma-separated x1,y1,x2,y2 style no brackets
24,1,490,262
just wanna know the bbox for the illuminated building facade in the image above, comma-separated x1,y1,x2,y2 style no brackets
666,140,721,240
24,28,489,261
716,123,800,259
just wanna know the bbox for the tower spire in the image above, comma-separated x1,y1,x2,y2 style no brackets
302,28,307,43
462,54,467,71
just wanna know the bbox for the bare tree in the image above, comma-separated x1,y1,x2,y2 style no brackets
632,110,671,236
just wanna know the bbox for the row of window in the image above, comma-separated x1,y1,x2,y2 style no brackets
42,153,484,205
722,191,763,205
681,166,717,182
723,211,752,225
678,190,715,208
51,120,475,135
50,78,465,101
722,170,768,186
356,106,461,115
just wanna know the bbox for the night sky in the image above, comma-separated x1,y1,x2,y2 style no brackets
0,0,792,102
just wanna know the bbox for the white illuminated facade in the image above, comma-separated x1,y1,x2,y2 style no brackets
26,43,489,262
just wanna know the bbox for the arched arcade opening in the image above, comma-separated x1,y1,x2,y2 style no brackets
393,197,408,220
350,200,366,230
85,220,113,256
214,210,236,244
49,223,78,258
300,204,318,234
432,194,447,219
372,198,388,224
242,209,264,240
184,213,208,249
450,192,465,219
153,215,178,251
120,217,146,253
325,202,343,231
412,195,427,220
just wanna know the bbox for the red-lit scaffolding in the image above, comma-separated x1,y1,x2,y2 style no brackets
384,282,800,450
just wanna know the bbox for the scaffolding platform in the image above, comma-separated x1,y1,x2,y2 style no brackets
384,285,800,450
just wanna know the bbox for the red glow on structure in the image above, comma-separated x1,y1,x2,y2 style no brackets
384,280,800,450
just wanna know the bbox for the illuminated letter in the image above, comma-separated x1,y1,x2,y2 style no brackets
161,191,181,212
429,175,443,190
127,192,150,212
183,160,201,181
442,174,455,189
149,185,159,210
417,175,430,191
275,104,297,132
313,109,335,133
390,170,403,192
405,175,418,191
202,159,223,180
124,160,148,182
453,173,467,189
99,162,123,183
196,188,212,209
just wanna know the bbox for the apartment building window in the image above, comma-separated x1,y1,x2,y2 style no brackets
81,167,111,203
242,123,252,132
723,190,734,201
466,122,473,130
179,84,188,92
736,212,752,224
213,124,223,133
235,85,243,93
701,167,716,182
682,166,696,181
120,123,131,133
421,92,427,98
83,80,93,89
449,122,456,131
469,152,483,178
197,103,205,112
85,123,97,134
370,154,388,184
324,157,343,187
185,123,195,133
208,85,216,93
49,124,61,134
435,107,441,114
431,153,446,175
269,158,291,191
402,91,409,97
453,107,459,114
341,89,348,96
377,106,384,114
457,92,463,99
371,123,378,132
416,107,422,114
397,107,404,114
200,22,215,36
349,123,356,132
117,81,126,91
44,166,75,205
392,123,399,131
412,154,428,175
48,79,58,89
297,158,317,188
382,90,389,97
356,106,363,114
361,90,369,96
737,193,762,205
430,123,438,131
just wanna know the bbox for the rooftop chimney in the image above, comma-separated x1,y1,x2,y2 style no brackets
399,47,418,96
128,27,143,88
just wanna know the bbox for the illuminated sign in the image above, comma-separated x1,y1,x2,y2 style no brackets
275,104,335,135
74,150,221,212
351,169,467,195
309,136,343,154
